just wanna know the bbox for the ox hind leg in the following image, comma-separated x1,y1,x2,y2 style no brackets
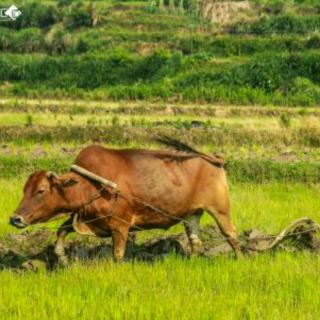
206,205,243,259
184,210,203,256
55,217,74,266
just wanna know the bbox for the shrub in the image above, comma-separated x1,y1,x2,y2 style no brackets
306,34,320,49
182,0,192,10
76,38,89,53
131,50,170,81
15,28,46,53
14,2,59,29
288,77,320,106
232,15,320,35
49,29,68,54
173,0,181,8
64,3,93,30
262,0,286,15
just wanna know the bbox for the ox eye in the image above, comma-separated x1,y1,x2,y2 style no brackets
37,189,45,195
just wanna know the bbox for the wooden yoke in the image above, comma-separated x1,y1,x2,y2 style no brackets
70,165,118,189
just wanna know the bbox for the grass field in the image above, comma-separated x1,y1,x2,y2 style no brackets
1,98,320,320
1,179,320,319
0,253,319,319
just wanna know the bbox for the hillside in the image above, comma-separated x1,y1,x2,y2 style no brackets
0,0,319,106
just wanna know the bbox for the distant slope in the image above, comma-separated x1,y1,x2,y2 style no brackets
0,0,319,106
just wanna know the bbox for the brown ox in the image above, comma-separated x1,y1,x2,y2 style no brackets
10,141,242,263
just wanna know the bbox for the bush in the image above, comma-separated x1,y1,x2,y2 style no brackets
15,28,46,53
64,3,93,30
131,50,170,81
9,2,59,29
288,77,320,106
306,34,320,49
76,38,89,54
182,0,192,10
262,0,286,15
232,15,320,35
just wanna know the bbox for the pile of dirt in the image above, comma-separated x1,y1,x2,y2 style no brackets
0,218,319,271
199,0,253,24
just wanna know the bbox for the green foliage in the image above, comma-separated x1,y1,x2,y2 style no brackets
288,77,320,106
0,0,319,105
3,2,60,30
57,0,77,7
182,0,192,10
233,14,320,35
64,3,93,30
75,38,89,53
0,28,46,53
306,34,320,49
262,0,286,15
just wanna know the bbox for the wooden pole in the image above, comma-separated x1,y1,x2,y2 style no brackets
70,165,118,189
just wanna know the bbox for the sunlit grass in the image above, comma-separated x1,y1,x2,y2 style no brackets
0,112,304,130
1,178,320,318
0,253,319,319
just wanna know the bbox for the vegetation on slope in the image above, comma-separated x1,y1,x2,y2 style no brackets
0,0,319,106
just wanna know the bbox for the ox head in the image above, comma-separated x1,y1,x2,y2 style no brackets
10,170,79,228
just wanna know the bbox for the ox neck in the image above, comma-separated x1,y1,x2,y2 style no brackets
59,174,100,212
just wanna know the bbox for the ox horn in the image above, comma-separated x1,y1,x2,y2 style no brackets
70,165,117,189
46,171,59,179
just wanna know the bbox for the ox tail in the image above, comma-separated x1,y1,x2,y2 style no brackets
156,135,224,167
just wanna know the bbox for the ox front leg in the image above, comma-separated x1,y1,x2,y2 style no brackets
55,217,74,266
111,227,130,263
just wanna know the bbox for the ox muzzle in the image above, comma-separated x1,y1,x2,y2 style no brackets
9,214,28,228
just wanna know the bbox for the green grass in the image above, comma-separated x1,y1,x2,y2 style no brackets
0,253,319,319
1,180,320,319
0,111,317,130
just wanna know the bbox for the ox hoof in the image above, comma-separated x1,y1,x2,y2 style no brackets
189,239,203,258
113,255,125,263
57,255,69,267
235,250,245,260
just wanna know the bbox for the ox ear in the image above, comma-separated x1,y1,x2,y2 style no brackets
60,178,79,188
47,172,78,188
47,171,59,181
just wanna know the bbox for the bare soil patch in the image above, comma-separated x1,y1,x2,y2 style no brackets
1,219,319,272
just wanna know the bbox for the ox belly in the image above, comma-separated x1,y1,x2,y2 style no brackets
128,156,202,229
72,213,111,237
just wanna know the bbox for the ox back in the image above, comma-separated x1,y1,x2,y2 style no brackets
74,145,229,230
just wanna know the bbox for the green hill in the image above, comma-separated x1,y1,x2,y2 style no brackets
0,0,319,106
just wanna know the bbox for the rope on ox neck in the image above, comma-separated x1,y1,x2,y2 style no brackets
77,186,121,225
